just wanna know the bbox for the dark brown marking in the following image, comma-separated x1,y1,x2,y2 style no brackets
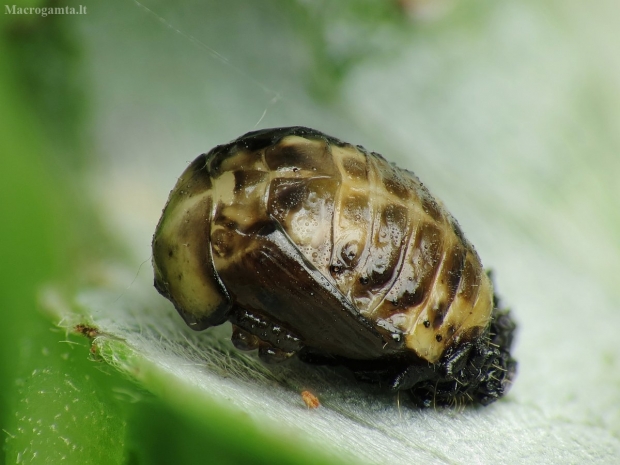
445,247,466,296
426,245,466,329
234,170,268,194
269,179,309,218
432,303,448,328
330,265,343,275
238,131,290,152
231,324,260,351
396,288,426,308
364,204,408,289
207,146,234,177
416,222,442,262
383,204,408,242
369,150,410,201
458,325,484,344
436,244,466,300
408,222,443,300
420,190,442,221
265,140,331,173
248,219,278,237
435,334,443,342
458,258,481,303
382,167,410,200
367,254,398,289
384,222,443,312
342,156,366,180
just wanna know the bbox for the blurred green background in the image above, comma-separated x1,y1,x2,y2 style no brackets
0,2,244,464
2,0,620,464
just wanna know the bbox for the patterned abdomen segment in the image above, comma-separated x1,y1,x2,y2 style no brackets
206,133,400,359
328,139,493,364
206,133,340,262
367,151,492,363
265,136,340,275
204,128,493,363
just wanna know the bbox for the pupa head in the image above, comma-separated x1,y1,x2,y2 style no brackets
152,153,231,330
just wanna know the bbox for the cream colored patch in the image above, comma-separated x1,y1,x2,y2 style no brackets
154,190,226,321
212,170,236,205
263,137,339,273
403,255,494,363
462,272,494,330
405,314,441,362
289,192,330,245
279,135,321,150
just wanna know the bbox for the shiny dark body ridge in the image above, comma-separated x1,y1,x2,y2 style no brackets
152,126,517,407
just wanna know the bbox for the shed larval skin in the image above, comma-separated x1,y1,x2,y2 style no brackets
152,127,517,407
